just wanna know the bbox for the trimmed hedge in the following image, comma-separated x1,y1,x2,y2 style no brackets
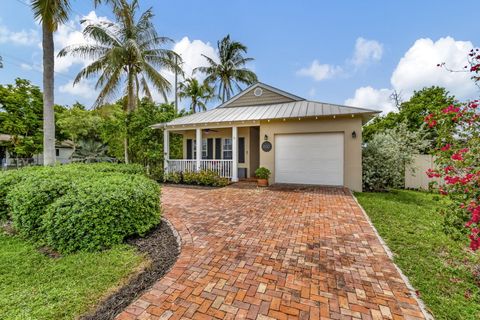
165,170,229,187
0,163,160,253
44,175,160,253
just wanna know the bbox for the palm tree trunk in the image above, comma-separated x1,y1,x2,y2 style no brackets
123,69,136,164
42,23,56,166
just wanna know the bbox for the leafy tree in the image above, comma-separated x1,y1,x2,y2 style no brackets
363,86,456,148
126,99,182,179
31,0,71,165
0,79,43,158
59,0,181,163
57,102,102,151
178,78,215,113
195,35,257,102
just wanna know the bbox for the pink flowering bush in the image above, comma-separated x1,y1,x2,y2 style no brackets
427,98,480,250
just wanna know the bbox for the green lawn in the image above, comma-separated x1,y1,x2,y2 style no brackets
355,190,480,320
0,232,145,320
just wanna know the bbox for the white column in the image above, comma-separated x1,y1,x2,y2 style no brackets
196,128,202,171
232,126,238,182
163,129,169,173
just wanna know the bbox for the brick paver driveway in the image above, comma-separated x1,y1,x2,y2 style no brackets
117,184,426,320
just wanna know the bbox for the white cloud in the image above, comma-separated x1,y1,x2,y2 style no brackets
173,37,217,79
296,60,342,81
297,37,383,81
391,37,476,100
59,79,98,99
153,36,217,103
20,63,33,71
345,86,395,113
54,11,110,73
351,37,383,67
346,37,478,113
0,25,39,46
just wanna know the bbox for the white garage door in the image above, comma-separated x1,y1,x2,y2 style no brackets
275,133,344,186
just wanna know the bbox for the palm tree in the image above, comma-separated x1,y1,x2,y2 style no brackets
178,78,214,113
59,0,181,162
195,35,257,103
31,0,71,165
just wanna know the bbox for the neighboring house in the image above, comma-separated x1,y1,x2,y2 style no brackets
0,134,74,167
154,82,380,191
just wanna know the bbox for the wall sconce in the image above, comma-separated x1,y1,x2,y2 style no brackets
352,131,357,139
264,134,269,141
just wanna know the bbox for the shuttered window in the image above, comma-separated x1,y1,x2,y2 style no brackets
186,139,192,159
238,137,245,163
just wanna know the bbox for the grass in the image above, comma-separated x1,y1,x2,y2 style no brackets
355,190,480,320
0,232,145,320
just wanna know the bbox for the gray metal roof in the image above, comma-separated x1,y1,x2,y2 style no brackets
153,100,380,128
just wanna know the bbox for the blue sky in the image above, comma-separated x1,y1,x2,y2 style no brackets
0,0,478,112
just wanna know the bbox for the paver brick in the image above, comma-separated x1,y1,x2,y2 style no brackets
116,184,425,319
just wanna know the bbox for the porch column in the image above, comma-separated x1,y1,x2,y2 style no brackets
232,126,238,182
196,128,202,171
163,129,169,173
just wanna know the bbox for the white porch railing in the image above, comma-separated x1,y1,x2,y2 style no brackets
200,160,232,178
166,159,233,178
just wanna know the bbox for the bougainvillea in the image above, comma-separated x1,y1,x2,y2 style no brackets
429,49,480,250
427,99,480,250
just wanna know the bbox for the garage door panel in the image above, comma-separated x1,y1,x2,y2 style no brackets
275,133,344,186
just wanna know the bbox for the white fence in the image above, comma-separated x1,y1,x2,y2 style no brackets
166,159,233,178
405,154,443,189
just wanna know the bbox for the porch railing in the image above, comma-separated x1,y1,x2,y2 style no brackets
167,159,232,178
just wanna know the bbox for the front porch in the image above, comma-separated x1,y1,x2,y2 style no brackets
163,125,260,181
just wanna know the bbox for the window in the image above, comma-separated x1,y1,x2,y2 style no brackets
55,149,60,157
202,139,208,159
192,139,208,159
223,138,232,159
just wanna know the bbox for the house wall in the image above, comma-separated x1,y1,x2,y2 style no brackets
3,147,74,166
259,117,363,191
181,127,253,177
226,87,295,108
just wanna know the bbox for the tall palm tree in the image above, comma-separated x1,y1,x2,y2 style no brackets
31,0,71,165
178,78,214,113
195,35,257,103
59,0,181,162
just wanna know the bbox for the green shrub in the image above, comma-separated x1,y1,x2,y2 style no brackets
196,170,229,187
0,171,28,221
6,169,74,240
164,171,182,184
0,163,160,253
362,123,429,191
44,174,160,253
164,170,228,187
59,163,145,175
255,167,271,179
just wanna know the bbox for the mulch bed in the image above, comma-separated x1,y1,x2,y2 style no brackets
81,219,181,320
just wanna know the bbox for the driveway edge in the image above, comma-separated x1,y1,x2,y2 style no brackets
349,190,434,320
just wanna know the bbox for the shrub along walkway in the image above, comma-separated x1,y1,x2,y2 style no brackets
117,184,426,320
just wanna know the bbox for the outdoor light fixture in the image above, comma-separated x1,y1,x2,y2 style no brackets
352,131,357,139
264,134,269,141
